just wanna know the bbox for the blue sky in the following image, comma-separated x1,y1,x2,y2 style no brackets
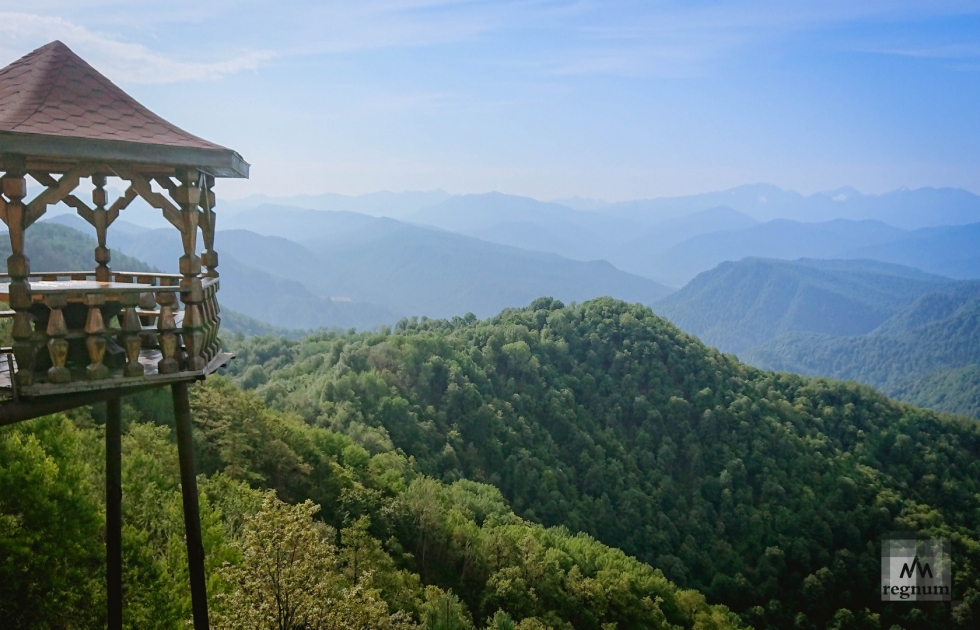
2,1,979,200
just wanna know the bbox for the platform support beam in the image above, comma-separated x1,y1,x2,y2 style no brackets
106,396,122,630
172,381,209,629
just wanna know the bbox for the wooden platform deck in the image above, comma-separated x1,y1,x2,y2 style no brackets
0,350,234,400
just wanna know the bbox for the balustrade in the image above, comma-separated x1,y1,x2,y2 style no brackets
0,271,221,392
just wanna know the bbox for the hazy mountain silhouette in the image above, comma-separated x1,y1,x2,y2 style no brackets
220,190,452,218
653,257,954,353
642,219,908,285
100,217,672,328
593,184,980,228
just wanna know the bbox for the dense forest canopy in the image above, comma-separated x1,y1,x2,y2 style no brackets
225,298,980,628
0,377,738,629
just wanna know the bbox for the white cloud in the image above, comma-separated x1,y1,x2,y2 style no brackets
0,12,274,83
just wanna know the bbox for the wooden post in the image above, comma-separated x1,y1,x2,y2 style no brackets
199,175,218,279
92,174,111,282
105,397,122,630
174,169,206,371
171,381,209,629
2,164,37,386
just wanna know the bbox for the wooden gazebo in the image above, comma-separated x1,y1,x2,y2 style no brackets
0,41,248,628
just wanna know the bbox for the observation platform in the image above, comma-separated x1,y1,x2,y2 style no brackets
0,38,249,628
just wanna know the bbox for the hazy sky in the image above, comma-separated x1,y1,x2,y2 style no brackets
2,1,979,200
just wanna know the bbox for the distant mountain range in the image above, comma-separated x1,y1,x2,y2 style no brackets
41,183,980,287
217,186,980,286
220,183,980,229
45,213,673,330
591,183,980,229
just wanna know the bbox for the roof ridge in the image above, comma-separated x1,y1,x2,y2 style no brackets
0,41,63,129
14,42,70,129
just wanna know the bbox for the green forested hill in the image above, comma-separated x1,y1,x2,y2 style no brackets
225,298,980,628
653,257,954,353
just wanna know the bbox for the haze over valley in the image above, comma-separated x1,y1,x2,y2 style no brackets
29,181,980,422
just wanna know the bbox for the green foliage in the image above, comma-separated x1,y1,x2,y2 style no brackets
0,416,104,627
423,587,475,630
213,495,417,630
226,297,980,629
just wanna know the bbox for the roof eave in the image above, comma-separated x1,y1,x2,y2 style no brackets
0,131,249,178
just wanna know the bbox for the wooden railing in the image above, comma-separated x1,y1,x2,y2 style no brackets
0,271,221,392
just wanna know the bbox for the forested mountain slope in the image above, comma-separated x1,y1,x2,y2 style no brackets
745,284,980,417
0,377,739,629
893,364,980,419
653,257,953,353
225,298,980,629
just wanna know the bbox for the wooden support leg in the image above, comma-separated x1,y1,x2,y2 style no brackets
172,381,209,629
106,396,122,630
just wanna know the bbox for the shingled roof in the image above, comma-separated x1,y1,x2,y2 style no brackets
0,41,248,177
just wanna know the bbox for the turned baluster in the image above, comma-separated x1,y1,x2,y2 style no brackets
84,293,109,380
201,287,219,362
138,290,157,329
120,293,144,377
46,294,71,384
209,292,222,361
181,302,206,372
156,291,179,374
